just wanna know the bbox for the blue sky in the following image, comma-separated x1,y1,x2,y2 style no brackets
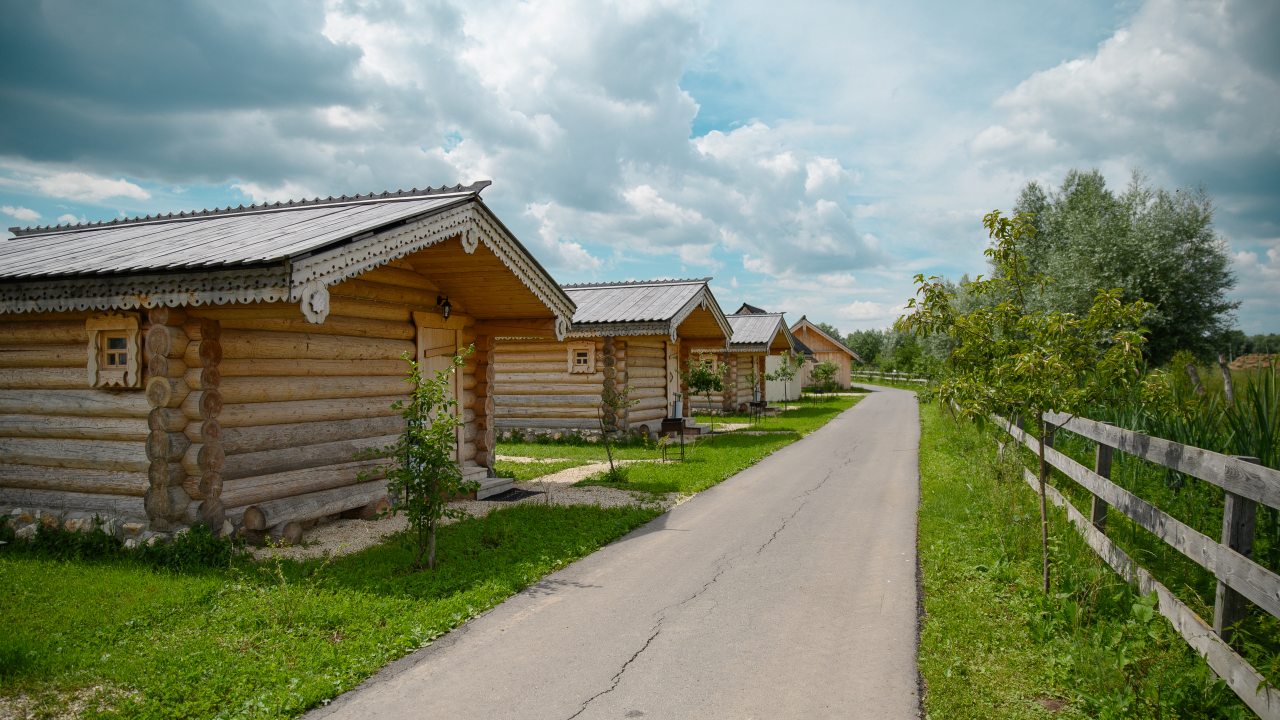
1,0,1276,334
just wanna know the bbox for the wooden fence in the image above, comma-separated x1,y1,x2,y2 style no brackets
995,411,1280,719
850,370,929,385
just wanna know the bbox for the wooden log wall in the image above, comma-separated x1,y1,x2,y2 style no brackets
494,339,605,433
625,338,669,433
143,308,198,529
0,311,149,521
193,294,420,530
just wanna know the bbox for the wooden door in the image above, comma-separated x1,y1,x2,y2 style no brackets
417,324,460,462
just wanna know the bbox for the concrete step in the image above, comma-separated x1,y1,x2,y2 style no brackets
477,475,514,500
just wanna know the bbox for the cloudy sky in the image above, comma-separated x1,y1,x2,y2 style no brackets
1,0,1276,333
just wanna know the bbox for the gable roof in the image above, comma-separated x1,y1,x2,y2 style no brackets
562,278,730,341
726,311,797,352
791,316,862,362
733,302,771,315
0,182,576,335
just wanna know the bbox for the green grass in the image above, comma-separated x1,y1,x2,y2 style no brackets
583,395,860,494
0,504,660,719
918,402,1249,718
492,458,589,481
496,439,657,462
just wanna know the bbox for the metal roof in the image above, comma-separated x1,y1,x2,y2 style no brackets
0,183,485,278
728,313,788,347
564,278,709,324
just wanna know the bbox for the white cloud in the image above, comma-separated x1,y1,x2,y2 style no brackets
32,172,150,202
973,0,1280,182
231,180,323,204
56,213,83,225
1,205,40,221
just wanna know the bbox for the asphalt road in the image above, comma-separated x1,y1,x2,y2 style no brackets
310,385,921,719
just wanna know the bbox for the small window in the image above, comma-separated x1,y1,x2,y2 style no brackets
103,334,128,367
567,342,596,374
86,314,142,388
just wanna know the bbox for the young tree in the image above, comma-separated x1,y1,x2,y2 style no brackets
810,360,838,395
682,357,728,431
765,351,804,411
898,210,1150,592
598,381,638,482
363,349,478,571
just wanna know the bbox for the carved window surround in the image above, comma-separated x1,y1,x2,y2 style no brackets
567,343,596,374
86,313,142,388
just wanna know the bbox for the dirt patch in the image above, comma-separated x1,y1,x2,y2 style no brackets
0,685,139,720
251,464,679,563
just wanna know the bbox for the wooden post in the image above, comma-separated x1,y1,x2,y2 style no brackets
615,339,628,432
473,334,496,469
1213,456,1260,644
722,351,736,413
678,342,691,418
601,336,617,433
1091,444,1113,532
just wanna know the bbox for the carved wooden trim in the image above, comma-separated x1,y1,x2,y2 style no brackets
86,313,142,388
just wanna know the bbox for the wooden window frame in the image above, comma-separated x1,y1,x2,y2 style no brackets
567,342,596,374
86,313,142,388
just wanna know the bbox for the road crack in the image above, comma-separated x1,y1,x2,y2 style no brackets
566,625,662,719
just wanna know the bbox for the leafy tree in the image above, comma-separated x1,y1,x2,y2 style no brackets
845,329,885,366
363,349,478,570
682,357,727,430
876,330,922,373
810,360,838,395
898,210,1150,592
815,321,842,341
1012,169,1237,364
765,351,804,411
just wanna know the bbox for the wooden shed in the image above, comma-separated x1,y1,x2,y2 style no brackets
687,305,799,412
791,316,862,389
0,182,575,542
493,278,730,438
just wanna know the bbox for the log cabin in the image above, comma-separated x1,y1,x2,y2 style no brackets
494,278,730,439
0,182,575,543
687,305,800,412
791,316,862,389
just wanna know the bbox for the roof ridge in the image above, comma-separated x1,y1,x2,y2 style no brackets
561,277,710,290
9,180,492,238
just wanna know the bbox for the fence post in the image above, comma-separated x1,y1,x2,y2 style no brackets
1091,444,1113,532
1213,456,1260,644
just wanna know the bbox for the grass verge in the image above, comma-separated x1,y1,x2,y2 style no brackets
0,504,659,719
492,458,589,481
582,395,860,494
917,402,1249,718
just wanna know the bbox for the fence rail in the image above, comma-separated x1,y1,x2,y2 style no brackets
994,412,1280,719
850,370,929,385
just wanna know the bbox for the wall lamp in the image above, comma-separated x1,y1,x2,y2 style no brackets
436,295,452,320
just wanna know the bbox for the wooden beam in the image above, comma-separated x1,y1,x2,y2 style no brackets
474,318,558,338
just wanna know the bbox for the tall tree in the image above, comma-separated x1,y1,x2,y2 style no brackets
845,329,885,366
1012,170,1237,365
815,321,842,341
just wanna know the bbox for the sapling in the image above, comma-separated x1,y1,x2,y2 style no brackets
898,210,1149,592
598,380,638,482
765,351,804,412
359,348,477,570
682,357,727,431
